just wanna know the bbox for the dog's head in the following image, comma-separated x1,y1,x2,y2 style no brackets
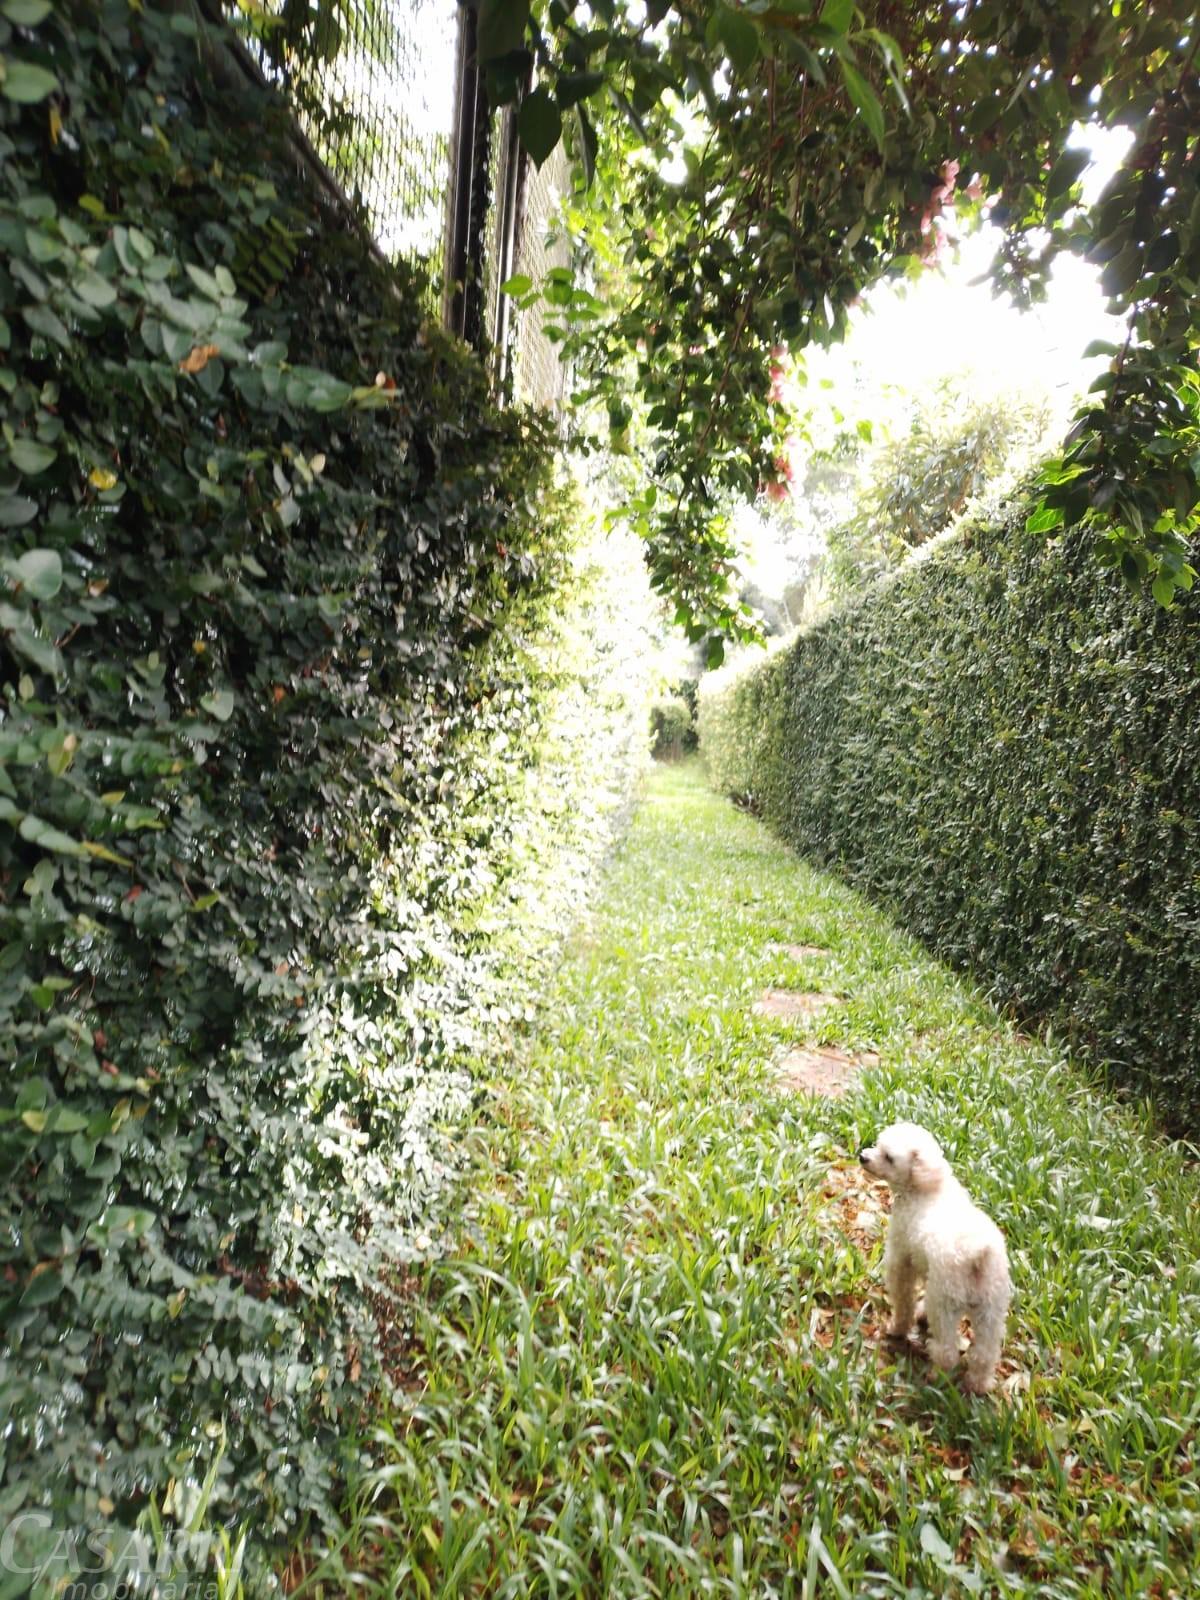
859,1122,948,1193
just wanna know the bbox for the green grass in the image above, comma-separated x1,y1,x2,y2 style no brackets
298,761,1200,1598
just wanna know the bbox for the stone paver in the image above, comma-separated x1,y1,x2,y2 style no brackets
773,1044,880,1098
754,988,841,1020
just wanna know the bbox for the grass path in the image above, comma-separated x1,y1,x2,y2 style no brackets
305,762,1200,1598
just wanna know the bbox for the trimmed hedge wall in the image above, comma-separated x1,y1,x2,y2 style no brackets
0,0,650,1570
699,511,1200,1131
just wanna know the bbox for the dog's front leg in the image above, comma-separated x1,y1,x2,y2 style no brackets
884,1250,917,1339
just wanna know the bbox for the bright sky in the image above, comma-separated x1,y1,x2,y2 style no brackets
805,230,1114,438
734,122,1135,601
803,121,1135,432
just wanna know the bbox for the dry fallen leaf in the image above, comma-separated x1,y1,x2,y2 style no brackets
179,343,220,374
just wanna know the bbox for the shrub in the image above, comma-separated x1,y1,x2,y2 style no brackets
699,509,1200,1132
650,695,695,760
0,0,649,1571
823,380,1054,597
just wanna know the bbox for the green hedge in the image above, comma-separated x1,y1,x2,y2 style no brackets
699,511,1200,1131
0,0,649,1570
649,693,695,760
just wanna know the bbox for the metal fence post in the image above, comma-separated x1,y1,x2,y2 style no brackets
447,1,492,349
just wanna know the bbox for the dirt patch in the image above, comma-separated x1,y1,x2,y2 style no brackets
768,941,828,960
821,1156,890,1243
755,988,842,1020
774,1045,880,1099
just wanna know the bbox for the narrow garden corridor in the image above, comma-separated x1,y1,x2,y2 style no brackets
308,764,1200,1599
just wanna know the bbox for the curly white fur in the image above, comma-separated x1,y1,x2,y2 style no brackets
860,1121,1011,1394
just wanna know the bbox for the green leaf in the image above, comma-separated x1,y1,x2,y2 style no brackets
2,0,54,22
1100,244,1143,301
1152,574,1176,607
1045,146,1090,202
819,0,854,33
185,263,224,301
19,813,84,855
840,59,885,150
82,840,134,867
860,27,909,111
7,626,60,674
500,273,533,297
89,1206,156,1241
518,86,563,169
556,70,605,109
8,437,56,475
74,270,118,308
21,303,71,347
1025,503,1065,535
478,0,530,63
1,58,59,103
20,1267,62,1307
9,547,62,598
576,104,598,190
1146,230,1180,274
0,495,37,528
47,1107,91,1133
25,229,63,264
715,5,760,74
200,688,235,722
69,1133,97,1170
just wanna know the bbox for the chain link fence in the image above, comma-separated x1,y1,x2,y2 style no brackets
223,0,568,409
507,143,573,410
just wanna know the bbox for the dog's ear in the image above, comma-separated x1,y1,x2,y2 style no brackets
908,1141,943,1193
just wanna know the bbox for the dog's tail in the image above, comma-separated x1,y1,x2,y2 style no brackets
966,1248,1004,1299
968,1241,1011,1299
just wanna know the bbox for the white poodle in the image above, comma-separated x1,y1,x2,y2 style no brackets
860,1122,1011,1394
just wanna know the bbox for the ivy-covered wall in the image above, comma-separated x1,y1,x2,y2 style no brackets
0,0,651,1566
699,511,1200,1133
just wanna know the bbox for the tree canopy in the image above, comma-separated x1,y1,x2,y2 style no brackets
482,0,1200,651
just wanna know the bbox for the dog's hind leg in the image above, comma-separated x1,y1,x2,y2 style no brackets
964,1281,1009,1394
923,1283,962,1373
884,1251,918,1339
963,1303,1004,1393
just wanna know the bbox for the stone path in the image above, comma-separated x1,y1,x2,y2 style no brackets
754,979,879,1097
